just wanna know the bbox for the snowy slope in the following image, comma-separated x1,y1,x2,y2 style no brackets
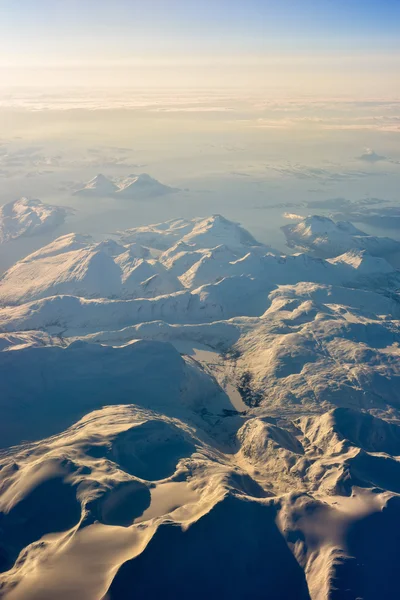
158,241,206,275
231,284,400,412
0,338,226,448
0,240,123,305
180,247,399,291
180,214,263,250
0,280,258,333
329,248,395,274
119,217,200,249
120,258,183,298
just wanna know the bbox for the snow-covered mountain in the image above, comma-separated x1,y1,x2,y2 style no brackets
179,214,262,249
0,234,123,305
282,214,400,260
0,197,69,244
73,174,118,197
116,173,179,198
0,215,278,305
1,212,400,600
121,214,275,253
74,173,179,199
0,233,183,305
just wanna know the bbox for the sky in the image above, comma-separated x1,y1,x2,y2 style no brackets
0,0,399,93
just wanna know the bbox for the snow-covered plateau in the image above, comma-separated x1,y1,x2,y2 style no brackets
0,212,399,600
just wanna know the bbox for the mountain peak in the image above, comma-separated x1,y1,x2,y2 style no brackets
116,173,178,198
74,174,118,196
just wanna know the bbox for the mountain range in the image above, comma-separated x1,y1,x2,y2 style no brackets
0,212,399,600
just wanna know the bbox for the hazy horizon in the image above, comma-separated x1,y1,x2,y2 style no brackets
1,0,399,93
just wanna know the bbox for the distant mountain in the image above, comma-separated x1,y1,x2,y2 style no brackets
282,215,400,260
0,197,68,244
74,173,179,199
357,148,387,163
115,173,179,199
73,174,118,197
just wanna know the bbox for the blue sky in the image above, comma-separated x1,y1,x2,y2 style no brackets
0,0,398,92
1,0,399,62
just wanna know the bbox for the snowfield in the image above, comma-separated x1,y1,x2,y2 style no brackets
0,213,399,600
